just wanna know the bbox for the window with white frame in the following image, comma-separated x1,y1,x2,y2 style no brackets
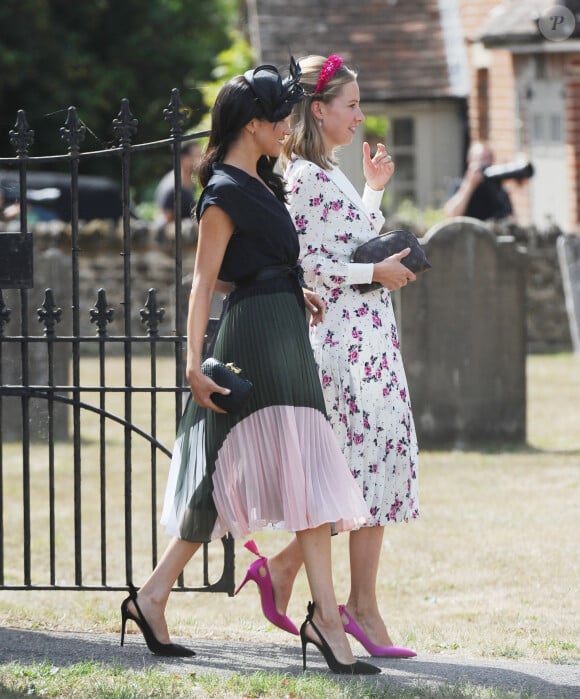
389,116,417,213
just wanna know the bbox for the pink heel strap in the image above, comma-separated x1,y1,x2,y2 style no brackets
339,605,417,658
243,539,262,558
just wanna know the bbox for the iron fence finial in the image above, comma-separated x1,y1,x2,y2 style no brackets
37,289,63,337
60,106,87,153
89,288,115,337
9,110,35,157
163,89,190,137
140,288,165,337
113,99,139,147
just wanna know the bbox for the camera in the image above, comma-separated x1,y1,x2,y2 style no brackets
482,160,534,182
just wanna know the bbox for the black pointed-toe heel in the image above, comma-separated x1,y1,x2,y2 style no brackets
299,601,380,675
120,582,195,657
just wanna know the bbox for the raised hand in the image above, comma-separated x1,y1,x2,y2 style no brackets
363,142,395,191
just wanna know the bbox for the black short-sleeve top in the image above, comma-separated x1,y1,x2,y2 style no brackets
466,180,513,221
195,163,299,283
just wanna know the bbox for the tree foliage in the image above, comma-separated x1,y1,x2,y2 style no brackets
0,0,240,189
196,28,255,132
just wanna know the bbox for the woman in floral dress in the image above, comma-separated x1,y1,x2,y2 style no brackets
236,54,419,658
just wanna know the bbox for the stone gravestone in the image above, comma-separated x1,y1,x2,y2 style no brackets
556,234,580,354
398,217,527,448
1,247,71,441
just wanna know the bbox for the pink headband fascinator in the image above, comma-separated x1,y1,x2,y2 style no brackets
314,55,344,94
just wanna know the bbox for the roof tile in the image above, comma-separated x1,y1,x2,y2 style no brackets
250,0,460,100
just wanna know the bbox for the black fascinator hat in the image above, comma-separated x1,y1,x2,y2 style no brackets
243,57,304,122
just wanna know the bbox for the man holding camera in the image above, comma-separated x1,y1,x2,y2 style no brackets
444,141,514,221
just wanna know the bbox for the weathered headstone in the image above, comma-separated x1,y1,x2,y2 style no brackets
556,234,580,354
399,217,527,448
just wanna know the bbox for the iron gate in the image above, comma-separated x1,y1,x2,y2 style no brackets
0,91,234,593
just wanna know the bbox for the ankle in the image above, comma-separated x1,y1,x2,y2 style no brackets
344,600,380,620
269,554,299,582
138,589,167,612
312,603,343,628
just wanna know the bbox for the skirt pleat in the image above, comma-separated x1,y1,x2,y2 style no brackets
161,279,370,542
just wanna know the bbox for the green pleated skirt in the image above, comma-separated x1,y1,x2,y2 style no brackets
161,277,370,542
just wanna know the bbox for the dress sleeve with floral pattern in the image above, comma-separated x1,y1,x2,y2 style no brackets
285,159,377,290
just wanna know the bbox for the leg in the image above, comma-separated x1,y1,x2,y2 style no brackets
236,537,303,634
267,536,303,615
128,537,202,643
344,526,392,646
296,523,355,665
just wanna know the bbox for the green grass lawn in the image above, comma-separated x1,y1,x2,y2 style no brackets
0,353,578,698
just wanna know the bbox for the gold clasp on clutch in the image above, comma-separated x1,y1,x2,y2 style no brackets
225,362,242,374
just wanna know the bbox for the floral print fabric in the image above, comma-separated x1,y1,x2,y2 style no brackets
285,158,419,525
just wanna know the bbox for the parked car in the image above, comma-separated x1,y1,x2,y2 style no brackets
0,170,123,222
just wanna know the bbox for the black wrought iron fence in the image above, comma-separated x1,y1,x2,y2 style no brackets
0,91,234,593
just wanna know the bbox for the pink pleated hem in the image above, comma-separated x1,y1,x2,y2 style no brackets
209,405,370,540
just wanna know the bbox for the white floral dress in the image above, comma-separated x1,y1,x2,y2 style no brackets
285,158,419,525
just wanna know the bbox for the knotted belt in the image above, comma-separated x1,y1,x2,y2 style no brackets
233,263,306,289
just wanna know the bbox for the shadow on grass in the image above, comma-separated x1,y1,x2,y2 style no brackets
0,628,576,698
0,684,29,699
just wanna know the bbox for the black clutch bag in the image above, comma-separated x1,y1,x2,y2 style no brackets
201,358,253,413
350,229,431,294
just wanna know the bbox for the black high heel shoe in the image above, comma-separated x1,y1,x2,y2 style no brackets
120,582,195,657
300,601,380,675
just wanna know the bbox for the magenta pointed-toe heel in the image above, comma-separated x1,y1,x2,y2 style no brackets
235,540,299,635
339,605,416,658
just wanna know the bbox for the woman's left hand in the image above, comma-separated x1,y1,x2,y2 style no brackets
303,289,325,326
363,141,395,191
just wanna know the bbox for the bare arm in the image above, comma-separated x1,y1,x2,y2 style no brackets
444,166,484,218
186,205,233,412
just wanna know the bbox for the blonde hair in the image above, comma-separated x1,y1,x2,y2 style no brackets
280,55,358,171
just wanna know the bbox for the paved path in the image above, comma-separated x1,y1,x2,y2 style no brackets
0,628,578,697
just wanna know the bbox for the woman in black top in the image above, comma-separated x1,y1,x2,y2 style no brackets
119,61,379,675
